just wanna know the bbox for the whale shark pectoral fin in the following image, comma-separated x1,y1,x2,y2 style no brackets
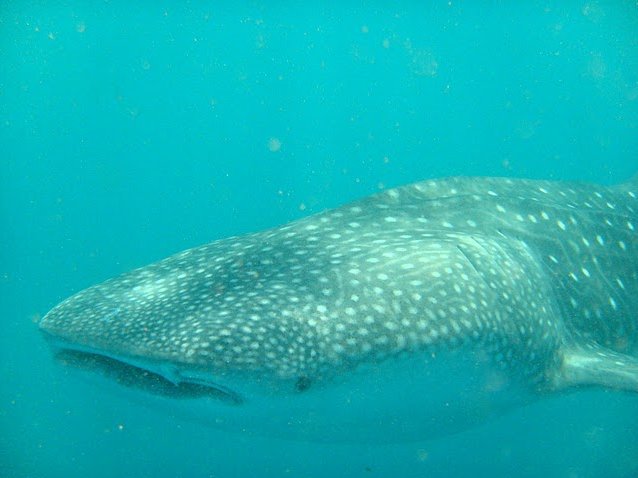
557,346,638,393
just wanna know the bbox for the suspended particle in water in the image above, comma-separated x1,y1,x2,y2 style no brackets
268,137,282,152
411,49,438,77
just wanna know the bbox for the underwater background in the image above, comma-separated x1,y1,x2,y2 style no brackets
1,1,638,477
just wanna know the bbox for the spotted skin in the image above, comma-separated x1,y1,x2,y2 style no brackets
40,175,638,439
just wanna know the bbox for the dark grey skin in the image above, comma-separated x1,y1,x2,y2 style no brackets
40,175,638,441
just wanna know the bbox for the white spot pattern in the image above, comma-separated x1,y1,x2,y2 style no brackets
40,175,637,391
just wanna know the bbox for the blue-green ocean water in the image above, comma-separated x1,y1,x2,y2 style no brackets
1,2,638,477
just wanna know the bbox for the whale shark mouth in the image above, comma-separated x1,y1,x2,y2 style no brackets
53,348,244,405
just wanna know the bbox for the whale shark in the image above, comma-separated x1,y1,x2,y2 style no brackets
39,175,638,441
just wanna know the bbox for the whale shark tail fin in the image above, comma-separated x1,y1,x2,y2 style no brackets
556,346,638,393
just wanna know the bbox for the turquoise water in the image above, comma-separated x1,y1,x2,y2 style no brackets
1,2,638,477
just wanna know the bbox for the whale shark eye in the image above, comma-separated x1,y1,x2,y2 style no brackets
295,376,311,392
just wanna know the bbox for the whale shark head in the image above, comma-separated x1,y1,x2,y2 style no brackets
41,217,539,415
39,175,638,441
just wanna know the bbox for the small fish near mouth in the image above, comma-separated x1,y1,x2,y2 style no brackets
54,349,244,405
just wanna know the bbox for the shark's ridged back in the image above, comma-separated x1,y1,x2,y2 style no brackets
363,176,638,355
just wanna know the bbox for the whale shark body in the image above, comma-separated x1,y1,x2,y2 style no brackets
40,175,638,441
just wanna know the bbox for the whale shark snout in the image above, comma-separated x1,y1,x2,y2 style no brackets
39,175,638,441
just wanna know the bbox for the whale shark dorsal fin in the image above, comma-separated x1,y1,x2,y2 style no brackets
557,346,638,392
